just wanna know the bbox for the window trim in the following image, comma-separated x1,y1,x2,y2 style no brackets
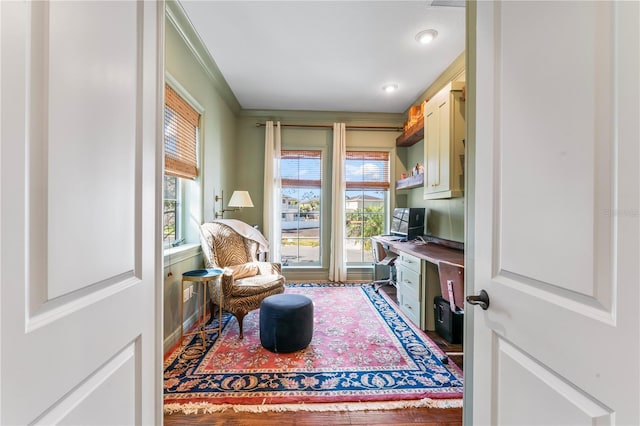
344,148,392,267
164,75,203,180
163,73,204,252
280,149,323,267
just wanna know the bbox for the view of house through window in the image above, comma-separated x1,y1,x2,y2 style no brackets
280,150,322,266
345,151,390,265
163,84,200,248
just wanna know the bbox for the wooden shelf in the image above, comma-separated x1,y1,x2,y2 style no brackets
396,120,424,147
395,174,424,190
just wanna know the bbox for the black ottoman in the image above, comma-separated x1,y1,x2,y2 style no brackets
260,294,313,353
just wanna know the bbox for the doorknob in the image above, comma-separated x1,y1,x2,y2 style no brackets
466,290,490,310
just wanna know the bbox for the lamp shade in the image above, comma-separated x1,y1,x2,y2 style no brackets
227,191,254,208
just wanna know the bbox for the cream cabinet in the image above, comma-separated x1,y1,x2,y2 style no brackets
423,81,466,200
395,251,424,328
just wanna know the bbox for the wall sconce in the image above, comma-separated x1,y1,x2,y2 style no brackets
215,190,254,219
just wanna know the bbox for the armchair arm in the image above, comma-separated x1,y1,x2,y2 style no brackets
220,270,235,297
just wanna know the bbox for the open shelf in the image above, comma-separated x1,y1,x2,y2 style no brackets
395,173,424,190
396,119,424,147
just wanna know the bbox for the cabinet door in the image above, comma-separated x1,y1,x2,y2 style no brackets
398,283,421,326
424,92,440,194
424,91,451,198
423,83,465,200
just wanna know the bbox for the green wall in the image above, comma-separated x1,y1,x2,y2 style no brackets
233,111,404,280
163,6,240,347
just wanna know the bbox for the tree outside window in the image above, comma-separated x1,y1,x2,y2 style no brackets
345,151,390,265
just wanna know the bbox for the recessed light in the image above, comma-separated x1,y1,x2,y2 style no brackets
382,84,398,93
415,29,438,44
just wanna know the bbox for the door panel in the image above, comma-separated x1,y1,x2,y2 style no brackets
1,1,162,425
498,2,612,300
496,339,611,425
469,1,639,424
46,1,137,299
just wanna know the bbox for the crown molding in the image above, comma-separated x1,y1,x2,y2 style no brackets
405,51,466,115
239,109,404,126
165,1,241,114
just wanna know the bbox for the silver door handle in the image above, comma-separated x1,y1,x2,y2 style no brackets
466,290,490,310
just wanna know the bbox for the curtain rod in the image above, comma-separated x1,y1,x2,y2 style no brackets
255,122,402,132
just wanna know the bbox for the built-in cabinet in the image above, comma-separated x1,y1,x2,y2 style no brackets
395,251,425,329
423,81,466,200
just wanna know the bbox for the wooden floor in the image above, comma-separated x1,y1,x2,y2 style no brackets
164,407,463,425
164,284,464,426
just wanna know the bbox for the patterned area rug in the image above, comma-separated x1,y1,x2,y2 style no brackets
164,283,463,414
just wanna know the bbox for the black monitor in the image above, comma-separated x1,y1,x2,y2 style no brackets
390,208,425,240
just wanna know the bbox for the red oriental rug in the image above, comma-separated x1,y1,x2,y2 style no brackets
164,283,463,414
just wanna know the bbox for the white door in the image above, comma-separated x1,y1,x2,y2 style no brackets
1,1,162,425
468,1,639,425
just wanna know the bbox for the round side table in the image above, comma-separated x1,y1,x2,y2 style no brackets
180,268,223,345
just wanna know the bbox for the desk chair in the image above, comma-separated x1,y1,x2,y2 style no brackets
371,238,397,292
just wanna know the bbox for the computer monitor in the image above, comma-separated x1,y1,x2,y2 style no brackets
390,208,425,240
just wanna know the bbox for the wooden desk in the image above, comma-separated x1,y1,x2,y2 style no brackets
374,236,464,268
373,235,464,330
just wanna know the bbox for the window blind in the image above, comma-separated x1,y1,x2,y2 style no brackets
281,150,322,188
164,84,200,180
345,151,390,190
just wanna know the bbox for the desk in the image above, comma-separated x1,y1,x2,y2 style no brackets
180,268,223,346
373,236,464,267
372,235,464,330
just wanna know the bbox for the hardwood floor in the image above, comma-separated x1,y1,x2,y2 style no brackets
164,284,464,426
164,406,463,425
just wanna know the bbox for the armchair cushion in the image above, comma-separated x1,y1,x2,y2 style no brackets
222,271,284,298
228,263,259,280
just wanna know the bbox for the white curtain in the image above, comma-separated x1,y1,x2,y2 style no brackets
329,123,347,282
263,121,282,262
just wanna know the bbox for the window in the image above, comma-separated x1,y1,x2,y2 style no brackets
280,150,322,266
163,84,200,248
163,175,180,245
345,151,390,265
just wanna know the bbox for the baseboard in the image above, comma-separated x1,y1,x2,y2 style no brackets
164,310,200,354
283,268,374,282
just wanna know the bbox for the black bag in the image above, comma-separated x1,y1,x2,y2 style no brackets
434,296,463,344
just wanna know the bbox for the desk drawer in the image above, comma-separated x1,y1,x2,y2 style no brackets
397,266,421,295
398,285,421,326
397,252,421,274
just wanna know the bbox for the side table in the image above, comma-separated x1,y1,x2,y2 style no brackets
180,268,223,345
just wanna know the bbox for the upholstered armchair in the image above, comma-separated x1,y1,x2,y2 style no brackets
199,220,285,338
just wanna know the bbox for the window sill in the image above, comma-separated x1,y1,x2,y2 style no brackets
163,243,201,266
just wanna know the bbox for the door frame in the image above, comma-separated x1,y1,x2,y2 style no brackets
462,2,476,424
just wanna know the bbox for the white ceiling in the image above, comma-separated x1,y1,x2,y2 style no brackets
179,1,465,114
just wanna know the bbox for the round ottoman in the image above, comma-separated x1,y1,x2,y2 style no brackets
260,294,313,353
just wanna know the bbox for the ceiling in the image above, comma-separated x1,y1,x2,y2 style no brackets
178,1,465,114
